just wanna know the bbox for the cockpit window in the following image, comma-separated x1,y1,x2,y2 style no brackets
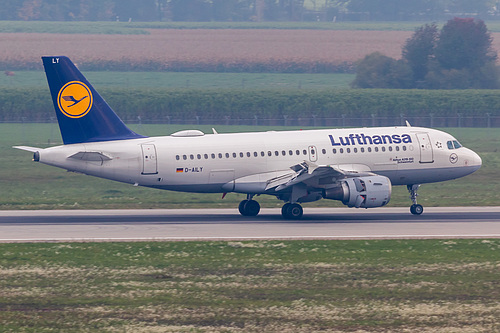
447,140,463,149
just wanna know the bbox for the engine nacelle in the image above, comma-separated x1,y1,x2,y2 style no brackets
323,175,391,208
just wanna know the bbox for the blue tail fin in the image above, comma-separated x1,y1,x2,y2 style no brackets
42,56,146,145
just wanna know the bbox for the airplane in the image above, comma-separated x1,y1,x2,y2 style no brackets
14,56,482,219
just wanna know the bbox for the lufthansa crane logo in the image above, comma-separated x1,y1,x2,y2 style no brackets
57,81,93,118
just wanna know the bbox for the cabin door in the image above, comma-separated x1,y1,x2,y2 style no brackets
141,144,158,174
416,133,434,163
308,145,318,162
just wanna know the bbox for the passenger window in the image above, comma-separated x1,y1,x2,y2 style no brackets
247,152,251,157
176,155,180,160
254,152,258,157
322,149,326,154
197,154,201,159
346,148,350,153
353,148,357,153
375,147,379,152
204,154,208,159
261,151,265,157
211,153,216,159
382,147,386,152
289,150,293,155
240,152,244,158
233,153,237,158
296,150,300,155
303,150,307,155
282,150,286,156
361,148,364,153
395,146,399,151
368,147,372,153
268,151,272,156
190,154,194,160
218,153,223,159
340,148,344,154
333,148,337,154
402,146,407,151
225,153,230,158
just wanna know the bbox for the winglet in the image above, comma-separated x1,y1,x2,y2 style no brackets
42,56,146,145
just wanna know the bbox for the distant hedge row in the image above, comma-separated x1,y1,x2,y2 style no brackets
2,87,500,123
0,60,355,74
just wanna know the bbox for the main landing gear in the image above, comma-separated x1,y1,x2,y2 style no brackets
407,184,424,215
238,195,261,216
281,203,303,220
238,195,304,219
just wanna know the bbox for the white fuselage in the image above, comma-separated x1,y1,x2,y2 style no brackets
37,126,482,196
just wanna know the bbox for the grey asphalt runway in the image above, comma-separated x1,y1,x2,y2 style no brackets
1,207,500,242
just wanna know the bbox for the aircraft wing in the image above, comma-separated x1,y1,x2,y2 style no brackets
266,161,374,192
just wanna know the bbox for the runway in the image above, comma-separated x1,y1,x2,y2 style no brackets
1,207,500,242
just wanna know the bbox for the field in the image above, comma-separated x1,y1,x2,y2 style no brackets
0,29,413,71
2,124,498,210
1,240,499,332
0,71,354,90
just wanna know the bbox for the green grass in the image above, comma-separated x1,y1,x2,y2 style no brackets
0,21,426,34
2,124,498,210
5,20,500,34
0,240,499,332
0,71,354,90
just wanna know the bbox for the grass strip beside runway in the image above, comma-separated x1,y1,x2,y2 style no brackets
0,239,499,332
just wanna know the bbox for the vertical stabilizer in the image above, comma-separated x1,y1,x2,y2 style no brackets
42,56,146,144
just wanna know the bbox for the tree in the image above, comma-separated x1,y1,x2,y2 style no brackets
435,17,497,70
351,52,413,89
402,23,438,82
353,19,499,89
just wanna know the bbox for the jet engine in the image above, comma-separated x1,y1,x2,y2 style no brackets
323,175,391,208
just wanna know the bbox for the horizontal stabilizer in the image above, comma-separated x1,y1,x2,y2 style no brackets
68,151,112,162
13,146,40,152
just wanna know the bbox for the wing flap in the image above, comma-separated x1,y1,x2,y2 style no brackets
269,162,374,192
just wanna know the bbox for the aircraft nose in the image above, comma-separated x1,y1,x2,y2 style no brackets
467,149,482,171
474,151,482,168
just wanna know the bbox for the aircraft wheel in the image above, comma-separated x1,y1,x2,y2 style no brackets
238,200,248,216
281,203,291,217
410,204,423,215
282,203,303,220
239,199,260,216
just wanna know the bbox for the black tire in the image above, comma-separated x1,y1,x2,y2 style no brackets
410,204,424,215
283,203,303,220
238,200,249,216
243,200,260,216
281,203,291,218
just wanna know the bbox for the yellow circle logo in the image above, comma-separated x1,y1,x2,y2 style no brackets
57,81,93,118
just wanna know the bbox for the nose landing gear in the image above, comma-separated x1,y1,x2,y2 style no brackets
408,184,424,215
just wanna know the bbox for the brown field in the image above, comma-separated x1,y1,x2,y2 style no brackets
1,29,412,67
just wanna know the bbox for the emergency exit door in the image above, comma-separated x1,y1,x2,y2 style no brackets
141,144,158,174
